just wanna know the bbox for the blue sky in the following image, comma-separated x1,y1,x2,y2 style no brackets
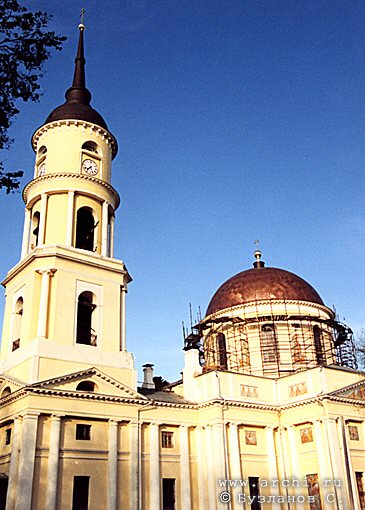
2,0,365,382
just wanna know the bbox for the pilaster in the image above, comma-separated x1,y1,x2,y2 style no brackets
45,415,62,510
179,425,191,510
14,413,39,510
149,423,160,510
108,420,118,510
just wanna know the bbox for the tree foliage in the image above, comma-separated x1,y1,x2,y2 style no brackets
356,328,365,370
0,0,66,193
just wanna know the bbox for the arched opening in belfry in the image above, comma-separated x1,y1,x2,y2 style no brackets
82,141,99,154
30,211,40,249
75,207,97,251
76,291,97,346
12,297,23,351
313,325,325,365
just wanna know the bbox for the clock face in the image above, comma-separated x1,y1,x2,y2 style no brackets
38,163,46,176
82,159,98,176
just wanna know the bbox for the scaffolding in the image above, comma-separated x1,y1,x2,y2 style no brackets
186,299,358,378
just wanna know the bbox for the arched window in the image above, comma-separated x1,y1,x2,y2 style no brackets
12,297,23,351
36,146,47,177
82,141,99,154
217,333,228,369
292,334,305,363
38,146,47,156
261,324,278,363
75,207,97,251
313,326,325,365
30,211,40,249
76,291,97,346
1,387,11,398
76,381,96,392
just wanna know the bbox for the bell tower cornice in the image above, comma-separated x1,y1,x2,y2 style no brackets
32,119,118,160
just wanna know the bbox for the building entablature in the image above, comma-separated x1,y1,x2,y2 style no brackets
2,245,130,287
203,298,334,325
23,173,120,210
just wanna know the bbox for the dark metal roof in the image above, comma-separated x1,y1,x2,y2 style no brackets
44,24,108,130
138,388,193,404
206,266,324,316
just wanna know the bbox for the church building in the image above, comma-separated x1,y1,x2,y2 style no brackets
0,23,365,510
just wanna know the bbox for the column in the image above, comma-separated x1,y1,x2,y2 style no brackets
38,193,48,245
213,421,227,510
196,427,206,510
129,421,139,510
313,419,332,504
120,286,127,351
205,426,216,510
21,208,31,258
339,418,360,510
14,413,39,510
36,269,56,338
179,426,191,510
149,423,160,510
286,426,302,500
66,191,75,246
266,427,281,510
228,423,242,510
6,417,22,510
108,420,118,510
45,415,62,510
102,201,109,256
324,417,347,510
109,215,115,258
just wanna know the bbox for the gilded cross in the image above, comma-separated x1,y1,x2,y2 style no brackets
80,8,86,25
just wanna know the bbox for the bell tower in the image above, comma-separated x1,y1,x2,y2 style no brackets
0,23,135,386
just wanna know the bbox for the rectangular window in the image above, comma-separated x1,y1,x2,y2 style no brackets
12,339,20,351
162,478,175,510
356,472,365,510
76,424,91,441
5,428,11,446
248,477,261,510
306,473,322,510
72,476,89,510
161,431,174,448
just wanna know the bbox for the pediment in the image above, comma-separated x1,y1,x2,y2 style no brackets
330,380,365,401
0,374,25,398
31,367,146,400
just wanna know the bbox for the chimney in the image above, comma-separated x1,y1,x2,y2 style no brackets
142,363,154,389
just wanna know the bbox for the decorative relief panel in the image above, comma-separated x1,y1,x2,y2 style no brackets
240,385,259,399
245,430,257,445
289,382,307,397
300,427,313,444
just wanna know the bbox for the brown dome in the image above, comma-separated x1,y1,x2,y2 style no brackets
206,267,324,316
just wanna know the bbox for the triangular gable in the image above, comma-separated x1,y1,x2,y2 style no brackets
330,380,365,401
31,367,147,400
0,374,25,392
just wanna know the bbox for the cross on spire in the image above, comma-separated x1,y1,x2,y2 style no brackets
80,8,86,25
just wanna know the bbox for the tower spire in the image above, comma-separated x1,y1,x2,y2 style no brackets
44,17,110,131
65,20,91,105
